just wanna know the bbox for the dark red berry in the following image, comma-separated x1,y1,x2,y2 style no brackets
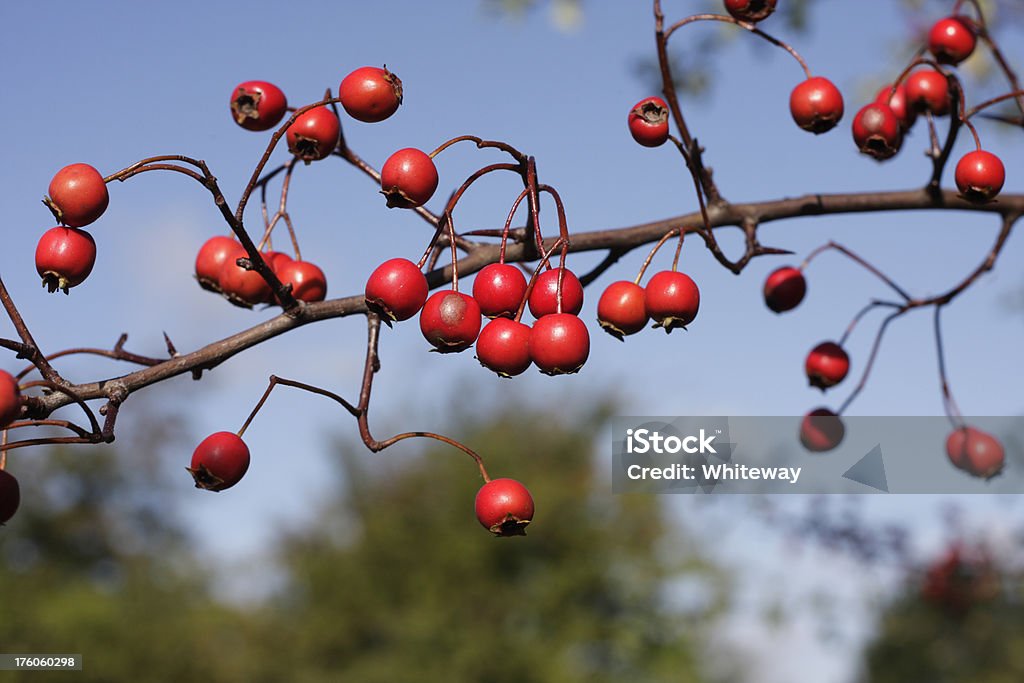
800,408,845,452
476,318,532,378
644,270,699,332
875,83,917,130
274,259,327,303
946,426,1004,479
0,370,23,429
904,70,950,116
264,250,293,272
530,313,590,376
195,236,245,292
528,268,584,318
597,280,648,340
339,66,403,123
805,341,850,390
763,266,806,313
955,150,1005,203
852,103,902,160
928,16,977,65
628,97,670,147
365,258,429,322
419,291,482,353
35,226,96,294
219,254,271,307
0,469,20,525
789,77,844,134
473,263,528,319
48,163,109,228
724,0,777,23
188,432,251,492
380,148,438,208
286,106,341,162
475,478,535,537
230,81,288,131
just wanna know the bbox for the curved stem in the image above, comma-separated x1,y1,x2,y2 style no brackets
801,241,913,302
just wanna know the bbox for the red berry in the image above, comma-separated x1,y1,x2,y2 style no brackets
0,370,23,429
188,431,251,492
955,150,1005,203
946,426,1004,479
0,469,20,525
875,83,917,131
419,291,482,353
644,270,700,332
904,70,950,116
805,341,850,390
219,253,271,307
380,148,438,208
365,258,429,322
628,97,670,147
799,408,845,452
597,280,648,340
476,318,532,378
195,236,245,292
339,66,403,123
475,478,534,537
35,226,96,294
530,313,590,376
473,263,528,318
528,268,584,318
852,103,902,160
48,163,109,228
928,16,977,65
264,250,293,272
274,259,327,303
789,77,844,134
286,106,340,162
229,81,288,131
724,0,777,22
763,266,806,313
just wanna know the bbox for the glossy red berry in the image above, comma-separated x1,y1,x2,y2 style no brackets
530,313,590,376
724,0,777,22
35,226,96,294
380,148,438,208
195,236,245,292
473,263,528,318
476,318,532,378
852,103,902,160
275,259,327,303
0,469,20,525
219,254,271,307
789,77,844,134
188,431,250,492
763,266,806,313
946,426,1004,479
263,250,293,272
229,81,288,131
628,97,670,147
904,70,950,116
805,341,850,390
528,268,584,318
419,291,482,353
287,106,340,162
597,280,648,340
0,370,23,429
339,66,403,123
875,83,917,131
47,163,109,228
644,271,699,332
799,408,845,452
929,16,977,65
955,150,1005,203
475,478,534,537
365,258,429,322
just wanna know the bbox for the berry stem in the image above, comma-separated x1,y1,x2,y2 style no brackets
933,305,965,429
428,135,528,164
838,300,901,347
837,311,902,416
965,90,1024,119
635,228,681,284
499,188,531,264
801,242,913,302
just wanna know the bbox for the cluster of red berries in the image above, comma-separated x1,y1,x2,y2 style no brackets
596,271,700,341
0,370,23,524
36,163,108,294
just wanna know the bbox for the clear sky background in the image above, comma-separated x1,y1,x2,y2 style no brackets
1,2,1022,681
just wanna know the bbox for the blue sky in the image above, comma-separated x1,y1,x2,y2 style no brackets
1,2,1022,680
